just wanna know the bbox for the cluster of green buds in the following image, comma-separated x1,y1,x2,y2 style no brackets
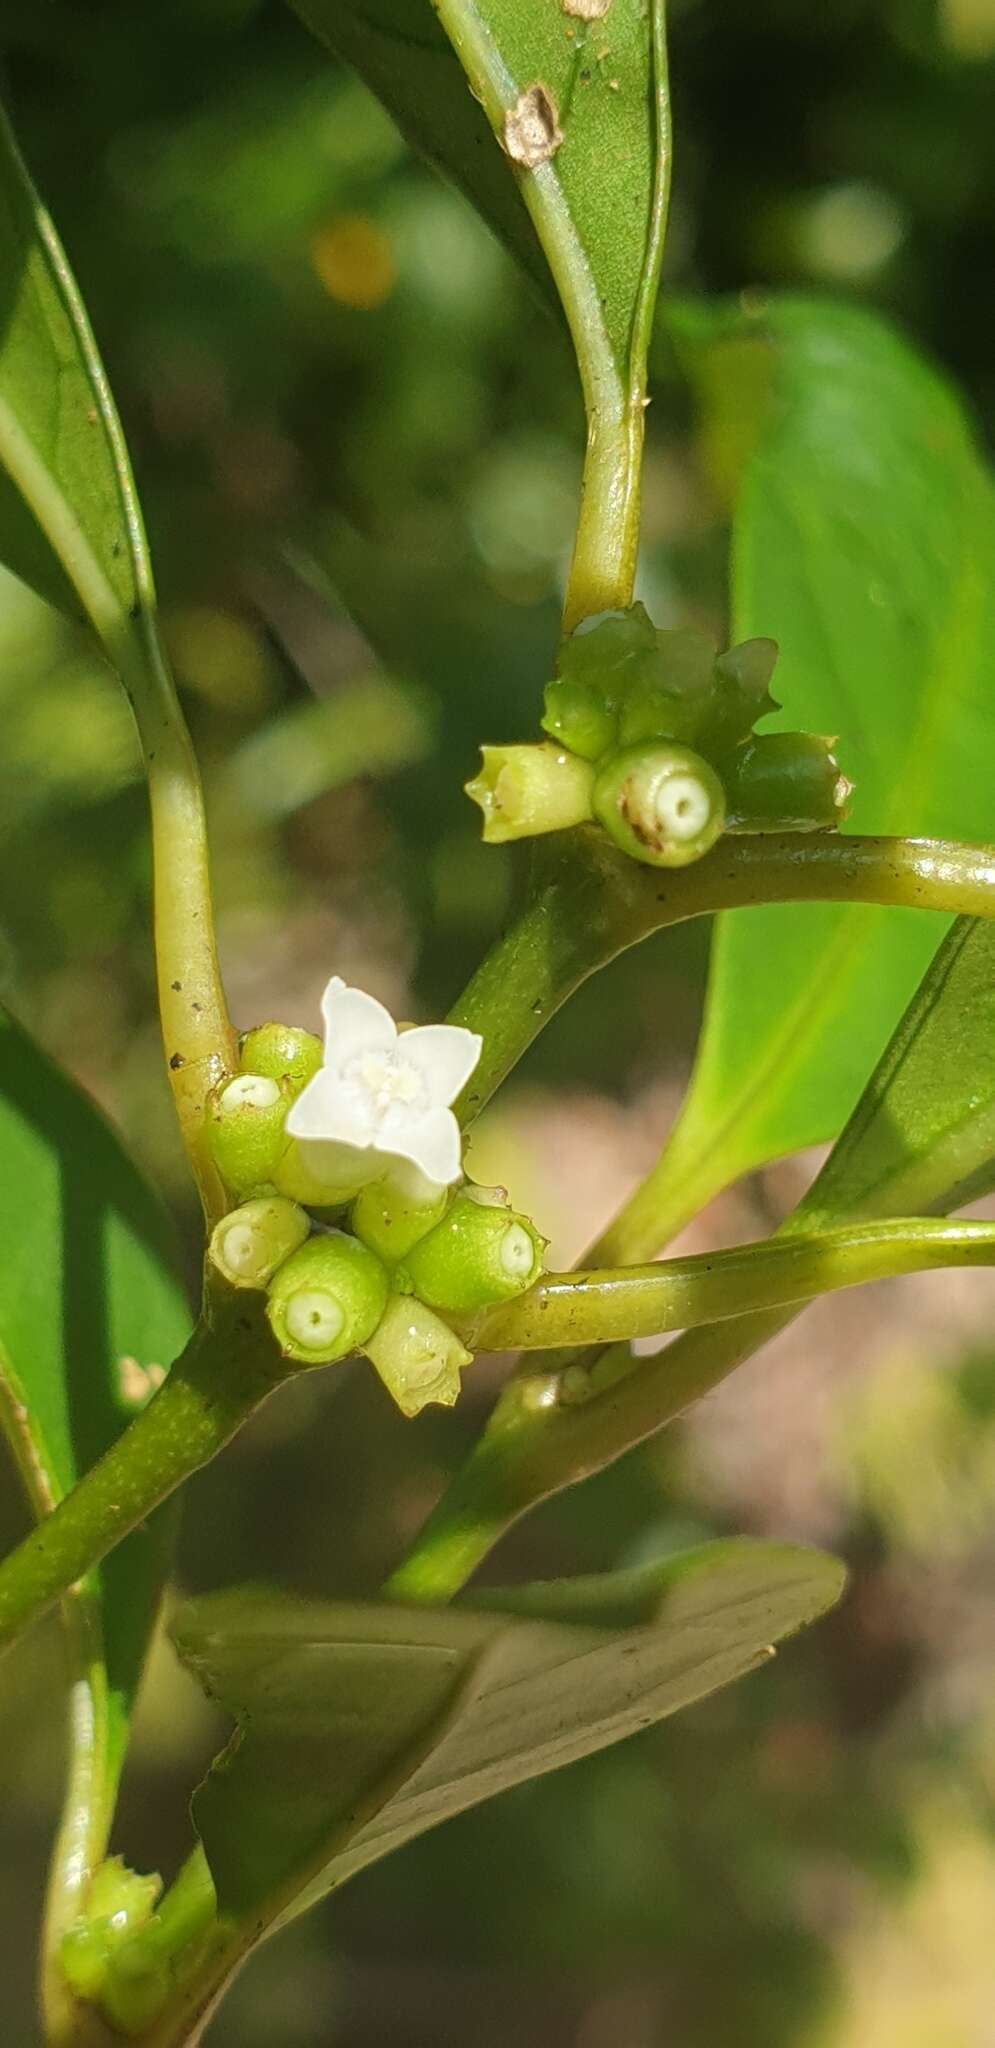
205,984,546,1418
60,1859,167,2034
466,604,852,869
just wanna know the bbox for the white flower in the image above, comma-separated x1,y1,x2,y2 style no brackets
285,977,482,1197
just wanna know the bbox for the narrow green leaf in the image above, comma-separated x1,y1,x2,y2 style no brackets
0,100,148,626
295,0,670,619
642,296,995,1239
0,1006,191,1948
174,1540,843,1931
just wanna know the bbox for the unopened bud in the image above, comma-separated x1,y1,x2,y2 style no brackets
541,677,617,760
266,1232,388,1366
351,1175,449,1263
724,732,852,832
238,1022,322,1096
60,1859,161,2006
205,1073,289,1198
209,1196,311,1291
592,743,726,868
363,1294,472,1417
466,743,595,843
698,637,780,756
401,1188,545,1313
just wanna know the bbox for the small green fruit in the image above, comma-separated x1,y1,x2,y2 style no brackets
238,1022,322,1095
209,1197,311,1290
351,1176,449,1263
205,1074,289,1198
592,743,726,868
266,1232,389,1366
402,1188,544,1314
723,731,852,832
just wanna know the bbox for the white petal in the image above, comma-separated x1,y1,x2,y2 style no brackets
286,1068,375,1146
292,1136,381,1191
381,1106,463,1186
320,978,397,1068
399,1025,483,1107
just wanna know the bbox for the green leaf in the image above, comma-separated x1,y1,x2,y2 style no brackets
0,1005,191,1942
294,1,670,620
644,296,995,1238
0,99,149,627
174,1539,842,1930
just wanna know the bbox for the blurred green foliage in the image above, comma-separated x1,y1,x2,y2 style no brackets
0,1,993,2042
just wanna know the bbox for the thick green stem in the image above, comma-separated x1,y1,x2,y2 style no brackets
451,829,995,1124
106,619,237,1221
0,1298,279,1658
464,1217,995,1351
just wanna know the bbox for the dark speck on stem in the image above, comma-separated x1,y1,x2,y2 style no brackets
169,1053,185,1070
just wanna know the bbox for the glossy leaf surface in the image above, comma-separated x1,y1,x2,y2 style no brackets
645,296,995,1236
293,0,665,369
0,1006,190,1920
175,1539,843,1928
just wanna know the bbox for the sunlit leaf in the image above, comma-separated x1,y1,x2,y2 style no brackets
0,1006,190,1932
175,1539,843,1930
644,296,995,1237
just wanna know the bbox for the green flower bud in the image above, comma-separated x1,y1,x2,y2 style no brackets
540,677,617,760
205,1073,289,1198
697,636,780,756
209,1196,311,1291
60,1860,161,2005
238,1022,322,1096
724,732,853,832
272,1137,372,1210
363,1293,472,1418
558,604,658,691
592,743,726,868
401,1188,545,1313
266,1231,389,1366
351,1175,449,1263
101,1948,171,2036
465,743,595,844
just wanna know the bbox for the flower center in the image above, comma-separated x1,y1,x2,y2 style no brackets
339,1049,430,1133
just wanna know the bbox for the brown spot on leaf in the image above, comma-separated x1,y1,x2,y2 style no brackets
503,85,564,169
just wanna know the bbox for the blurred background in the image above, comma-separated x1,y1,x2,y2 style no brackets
1,0,994,2041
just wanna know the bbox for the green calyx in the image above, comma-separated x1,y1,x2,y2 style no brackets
238,1021,322,1094
209,1196,311,1290
465,742,596,844
266,1231,389,1366
592,743,727,869
60,1858,162,2006
204,1072,290,1198
363,1293,473,1418
400,1187,545,1314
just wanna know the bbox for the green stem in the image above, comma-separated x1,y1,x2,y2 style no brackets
0,1298,279,1658
450,829,995,1124
0,104,235,1216
465,1217,995,1350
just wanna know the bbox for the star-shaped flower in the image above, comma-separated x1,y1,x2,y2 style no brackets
284,978,482,1199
